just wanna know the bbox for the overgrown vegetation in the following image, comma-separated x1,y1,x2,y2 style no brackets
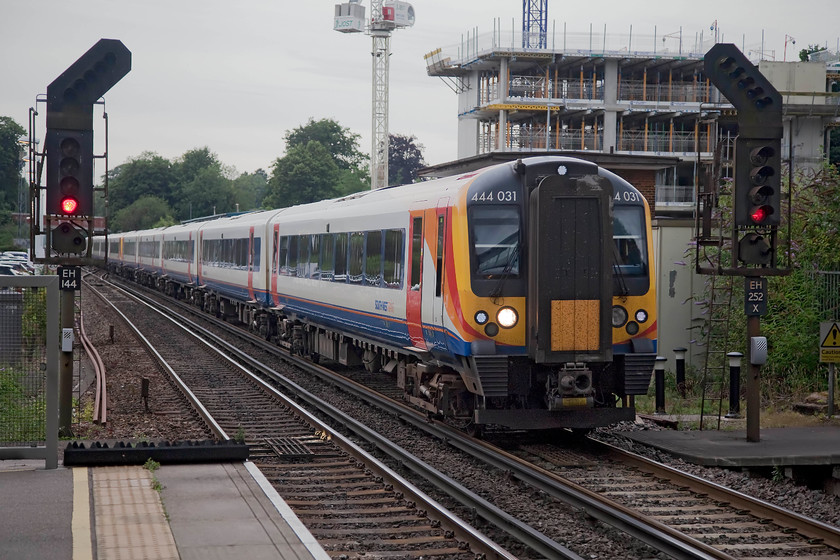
0,365,47,442
689,162,840,408
0,288,49,442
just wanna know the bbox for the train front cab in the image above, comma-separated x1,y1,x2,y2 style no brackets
463,157,656,430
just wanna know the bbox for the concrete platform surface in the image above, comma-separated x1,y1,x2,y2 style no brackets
0,459,330,560
619,426,840,467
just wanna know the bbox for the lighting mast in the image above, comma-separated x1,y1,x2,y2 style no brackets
334,1,415,189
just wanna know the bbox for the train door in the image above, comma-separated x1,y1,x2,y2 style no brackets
406,213,426,350
187,232,194,284
247,227,257,301
423,199,449,350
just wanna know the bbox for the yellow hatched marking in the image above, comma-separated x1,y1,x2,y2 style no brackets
551,300,600,351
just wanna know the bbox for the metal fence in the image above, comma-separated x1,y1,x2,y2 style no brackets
811,271,840,320
0,276,58,468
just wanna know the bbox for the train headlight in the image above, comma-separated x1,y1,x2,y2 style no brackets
474,311,489,325
496,307,518,329
612,305,628,328
635,309,648,323
626,321,639,335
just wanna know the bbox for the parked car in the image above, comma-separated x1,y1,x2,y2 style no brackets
0,264,26,276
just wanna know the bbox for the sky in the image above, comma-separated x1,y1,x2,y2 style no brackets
2,0,837,177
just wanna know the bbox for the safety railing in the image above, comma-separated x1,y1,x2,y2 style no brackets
0,276,59,468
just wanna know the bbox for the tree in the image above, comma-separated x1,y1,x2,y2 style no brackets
111,196,175,232
799,44,827,61
830,128,840,168
0,116,26,212
177,166,236,219
264,141,342,208
107,152,177,217
171,147,235,219
285,118,366,171
232,169,268,211
388,133,426,186
336,167,369,197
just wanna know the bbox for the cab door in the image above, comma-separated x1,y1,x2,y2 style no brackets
423,199,449,350
405,213,426,350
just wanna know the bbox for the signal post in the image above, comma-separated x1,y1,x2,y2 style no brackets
31,39,131,434
702,44,788,442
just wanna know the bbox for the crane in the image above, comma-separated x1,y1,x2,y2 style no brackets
334,0,415,189
522,0,548,49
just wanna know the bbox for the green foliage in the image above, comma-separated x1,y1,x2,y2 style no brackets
790,163,840,270
143,457,161,472
231,169,268,211
285,118,366,171
388,133,426,186
695,163,840,401
112,196,176,232
798,44,827,61
0,366,46,442
264,141,343,208
108,152,177,218
176,165,235,219
22,288,47,346
106,147,243,225
0,209,16,250
336,167,369,197
0,116,26,212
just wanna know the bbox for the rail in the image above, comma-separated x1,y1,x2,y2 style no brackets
78,310,107,424
88,274,520,560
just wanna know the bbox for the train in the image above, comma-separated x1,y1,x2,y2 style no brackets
93,156,657,432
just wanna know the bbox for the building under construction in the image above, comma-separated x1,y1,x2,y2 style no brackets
424,21,839,213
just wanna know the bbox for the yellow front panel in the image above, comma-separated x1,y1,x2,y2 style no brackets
551,300,600,351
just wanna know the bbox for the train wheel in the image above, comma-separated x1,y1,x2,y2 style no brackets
465,421,484,439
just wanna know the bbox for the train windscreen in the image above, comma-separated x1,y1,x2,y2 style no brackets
470,206,521,278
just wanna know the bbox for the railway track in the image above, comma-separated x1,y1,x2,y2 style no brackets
88,272,840,559
84,274,518,559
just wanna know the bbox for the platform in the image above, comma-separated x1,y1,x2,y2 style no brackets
0,459,330,560
619,425,840,468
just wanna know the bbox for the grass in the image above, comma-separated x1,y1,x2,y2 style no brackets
634,387,840,430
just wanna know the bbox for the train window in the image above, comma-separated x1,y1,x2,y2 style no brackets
272,231,278,273
278,236,289,275
410,217,422,290
320,234,335,281
309,235,320,280
287,235,298,276
613,206,647,276
251,237,261,272
365,230,383,287
383,229,403,289
140,240,157,258
237,238,249,269
348,232,364,284
469,206,520,278
334,233,348,282
296,236,309,278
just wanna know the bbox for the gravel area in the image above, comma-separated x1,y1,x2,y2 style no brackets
72,282,212,444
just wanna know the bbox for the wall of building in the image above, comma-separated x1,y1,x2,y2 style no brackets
613,169,656,208
652,219,708,373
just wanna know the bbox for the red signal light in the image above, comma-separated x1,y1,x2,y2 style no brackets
61,197,79,214
750,205,773,224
